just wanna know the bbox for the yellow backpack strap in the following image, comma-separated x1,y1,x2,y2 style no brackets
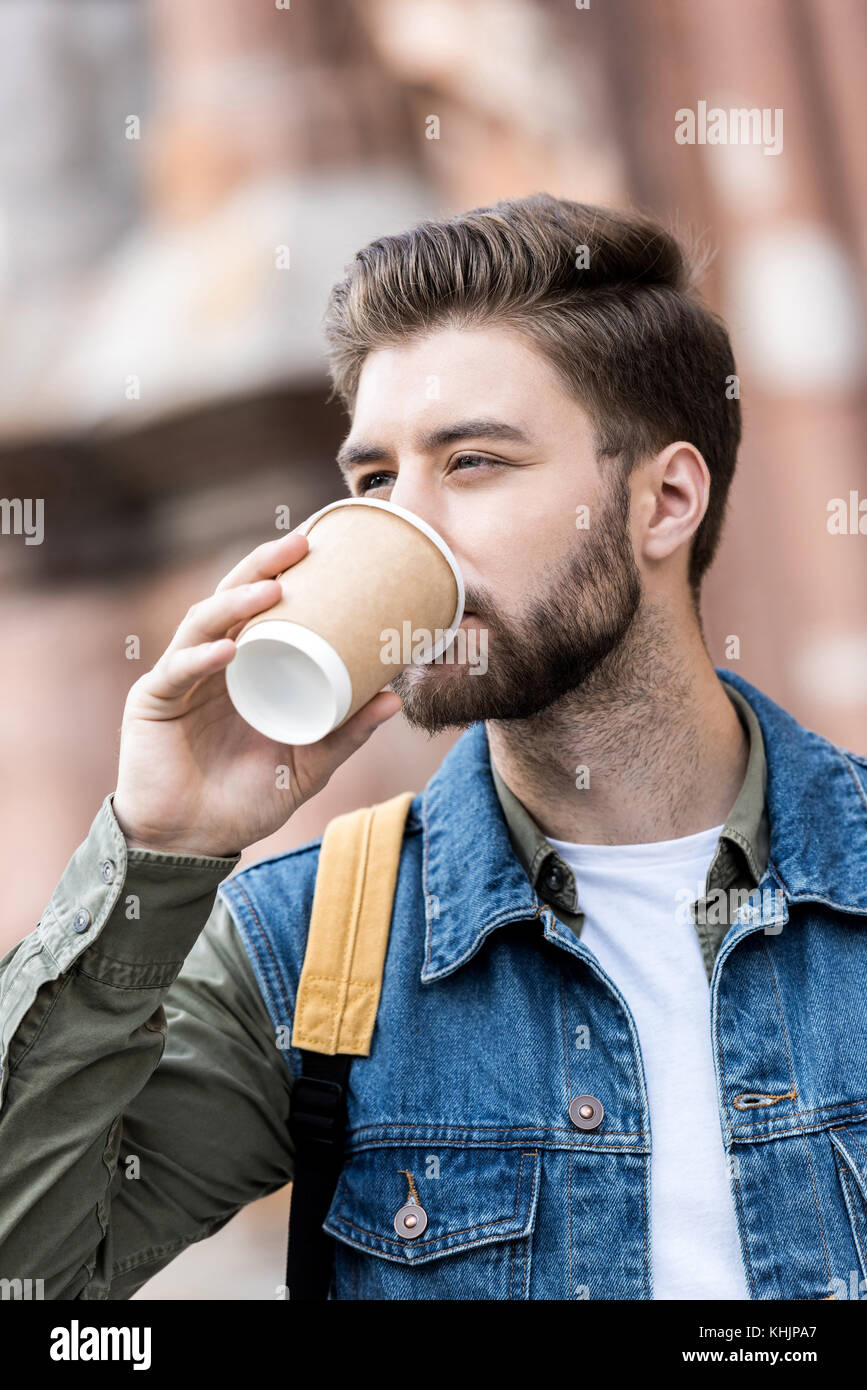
291,791,415,1057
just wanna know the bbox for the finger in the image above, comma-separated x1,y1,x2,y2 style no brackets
353,690,405,730
215,531,308,593
167,580,283,655
225,617,250,643
147,639,237,702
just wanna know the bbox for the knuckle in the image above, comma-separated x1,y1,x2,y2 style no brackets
125,671,154,708
145,655,168,684
125,673,145,702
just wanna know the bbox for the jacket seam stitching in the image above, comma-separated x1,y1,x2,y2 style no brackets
229,883,293,1029
842,751,867,814
836,1165,867,1279
558,975,575,1298
346,1123,646,1137
731,1098,867,1130
732,1108,867,1140
760,933,833,1289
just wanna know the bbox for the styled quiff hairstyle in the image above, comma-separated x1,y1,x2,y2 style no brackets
323,193,741,605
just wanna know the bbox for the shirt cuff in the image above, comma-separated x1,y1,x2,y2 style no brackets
37,793,242,988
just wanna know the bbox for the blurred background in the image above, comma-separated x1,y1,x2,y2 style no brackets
1,0,865,1297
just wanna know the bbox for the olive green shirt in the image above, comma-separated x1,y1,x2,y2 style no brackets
490,683,769,982
0,682,767,1299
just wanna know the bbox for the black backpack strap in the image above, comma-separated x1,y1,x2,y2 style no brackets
285,1049,353,1300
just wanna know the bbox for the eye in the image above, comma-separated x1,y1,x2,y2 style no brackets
450,453,498,474
356,471,395,495
356,454,499,495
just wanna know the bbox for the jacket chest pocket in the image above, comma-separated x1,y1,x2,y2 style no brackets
829,1121,867,1295
323,1145,541,1300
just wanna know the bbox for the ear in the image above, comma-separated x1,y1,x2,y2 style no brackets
638,441,710,565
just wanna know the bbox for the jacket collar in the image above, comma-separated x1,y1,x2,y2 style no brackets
420,669,867,982
420,720,542,981
486,679,769,925
715,668,867,914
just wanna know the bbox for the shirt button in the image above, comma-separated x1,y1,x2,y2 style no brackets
100,859,116,884
543,862,565,894
394,1202,428,1239
569,1094,604,1130
72,908,92,934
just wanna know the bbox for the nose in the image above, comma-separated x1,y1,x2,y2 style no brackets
388,477,451,544
387,474,466,591
388,472,431,519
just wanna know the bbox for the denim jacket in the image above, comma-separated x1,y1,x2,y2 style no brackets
219,669,867,1300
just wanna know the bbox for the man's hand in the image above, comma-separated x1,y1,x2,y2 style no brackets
112,531,401,857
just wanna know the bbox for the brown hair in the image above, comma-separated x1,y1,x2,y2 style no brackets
323,194,741,605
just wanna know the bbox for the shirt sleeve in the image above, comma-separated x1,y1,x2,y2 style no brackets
0,794,294,1300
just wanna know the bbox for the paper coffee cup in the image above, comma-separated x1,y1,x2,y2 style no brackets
224,498,464,744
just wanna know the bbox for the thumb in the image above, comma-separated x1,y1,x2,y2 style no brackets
359,689,404,730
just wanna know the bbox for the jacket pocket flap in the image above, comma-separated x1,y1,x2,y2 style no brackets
324,1146,540,1265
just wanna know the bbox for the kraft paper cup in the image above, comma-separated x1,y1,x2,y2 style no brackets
224,498,464,744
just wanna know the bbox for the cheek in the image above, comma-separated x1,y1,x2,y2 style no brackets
446,490,582,601
452,518,532,598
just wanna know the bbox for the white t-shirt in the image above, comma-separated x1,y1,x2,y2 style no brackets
545,823,750,1300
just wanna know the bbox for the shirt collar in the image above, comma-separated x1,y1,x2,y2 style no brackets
488,681,769,922
706,682,769,886
419,669,867,982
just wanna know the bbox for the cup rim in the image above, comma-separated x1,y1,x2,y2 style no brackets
297,497,465,661
227,620,353,744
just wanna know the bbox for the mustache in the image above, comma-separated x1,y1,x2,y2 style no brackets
461,590,500,622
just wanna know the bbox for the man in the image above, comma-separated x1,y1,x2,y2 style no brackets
1,195,865,1301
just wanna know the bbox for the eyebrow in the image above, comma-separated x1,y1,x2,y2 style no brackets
335,418,534,480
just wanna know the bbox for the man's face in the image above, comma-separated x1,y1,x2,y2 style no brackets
337,324,643,733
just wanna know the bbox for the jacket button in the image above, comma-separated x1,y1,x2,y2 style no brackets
100,859,116,884
394,1202,428,1239
72,908,92,934
569,1094,604,1130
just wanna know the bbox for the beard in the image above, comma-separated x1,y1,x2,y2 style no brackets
389,469,644,734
